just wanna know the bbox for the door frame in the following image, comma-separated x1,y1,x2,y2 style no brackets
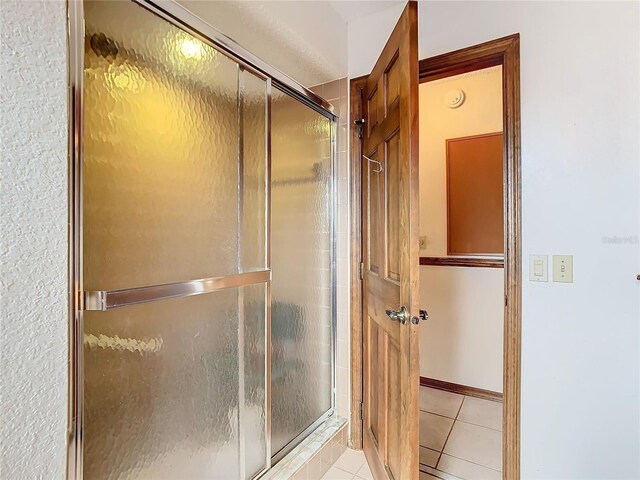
350,34,522,478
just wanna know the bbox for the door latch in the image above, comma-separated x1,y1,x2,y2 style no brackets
354,118,366,139
411,309,429,325
419,309,428,320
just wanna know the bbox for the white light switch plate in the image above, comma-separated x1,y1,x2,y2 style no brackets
529,255,548,282
553,255,573,283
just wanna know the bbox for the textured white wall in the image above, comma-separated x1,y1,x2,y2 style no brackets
349,1,640,478
0,1,69,478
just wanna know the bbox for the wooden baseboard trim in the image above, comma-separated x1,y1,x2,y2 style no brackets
420,376,503,402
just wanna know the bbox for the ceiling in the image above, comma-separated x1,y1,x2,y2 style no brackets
327,0,404,23
171,0,406,87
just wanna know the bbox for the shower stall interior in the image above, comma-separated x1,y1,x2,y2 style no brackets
69,1,336,478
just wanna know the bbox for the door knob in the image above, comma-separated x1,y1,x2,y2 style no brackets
385,306,410,324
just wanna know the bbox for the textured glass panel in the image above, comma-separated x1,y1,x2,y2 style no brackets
271,89,333,456
241,70,268,272
83,0,240,291
243,284,267,477
83,290,241,479
83,284,267,479
82,2,268,478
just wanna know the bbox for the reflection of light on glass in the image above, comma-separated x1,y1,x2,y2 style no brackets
113,72,131,89
180,38,205,59
107,65,144,93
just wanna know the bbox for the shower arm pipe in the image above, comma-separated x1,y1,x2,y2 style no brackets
83,270,271,311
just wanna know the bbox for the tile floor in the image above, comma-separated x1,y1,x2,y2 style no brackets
320,449,373,480
321,387,501,480
419,386,502,480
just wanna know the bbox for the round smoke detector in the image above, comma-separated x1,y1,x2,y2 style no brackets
445,89,465,108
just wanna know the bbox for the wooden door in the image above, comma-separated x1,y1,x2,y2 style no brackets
361,2,419,480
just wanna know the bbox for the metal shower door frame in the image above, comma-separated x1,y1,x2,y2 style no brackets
67,0,338,478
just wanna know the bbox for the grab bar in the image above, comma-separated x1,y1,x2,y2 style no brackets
83,270,271,311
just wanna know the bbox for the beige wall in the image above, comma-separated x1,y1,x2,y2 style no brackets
420,66,503,256
419,66,504,392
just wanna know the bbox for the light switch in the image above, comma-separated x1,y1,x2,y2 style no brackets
529,255,548,282
553,255,573,283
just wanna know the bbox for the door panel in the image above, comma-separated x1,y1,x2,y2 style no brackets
81,2,269,478
385,55,401,112
368,153,382,275
270,88,334,458
83,284,267,480
386,132,401,282
361,2,419,480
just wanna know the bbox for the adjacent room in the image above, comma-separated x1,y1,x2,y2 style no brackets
418,65,505,480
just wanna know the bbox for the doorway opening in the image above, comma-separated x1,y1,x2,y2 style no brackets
418,60,504,480
350,34,521,479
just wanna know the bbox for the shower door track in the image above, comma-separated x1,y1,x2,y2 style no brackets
271,409,336,465
67,0,338,479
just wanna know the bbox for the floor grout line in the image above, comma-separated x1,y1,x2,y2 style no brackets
419,388,503,479
435,395,465,470
421,464,464,480
453,417,502,433
437,451,502,473
331,462,367,477
418,409,459,420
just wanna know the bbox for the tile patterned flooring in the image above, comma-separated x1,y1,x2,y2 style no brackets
320,386,502,480
419,386,502,480
320,449,372,480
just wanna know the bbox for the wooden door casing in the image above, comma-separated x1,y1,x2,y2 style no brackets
361,2,419,480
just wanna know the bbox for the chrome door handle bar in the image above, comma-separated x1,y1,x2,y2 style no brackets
84,270,271,311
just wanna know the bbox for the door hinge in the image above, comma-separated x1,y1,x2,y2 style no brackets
354,118,366,139
505,294,508,307
359,262,364,280
359,401,364,420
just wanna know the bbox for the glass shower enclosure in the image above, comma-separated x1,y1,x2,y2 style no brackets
68,1,336,478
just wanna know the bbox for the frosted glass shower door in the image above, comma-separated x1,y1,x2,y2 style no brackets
271,89,335,458
82,1,268,478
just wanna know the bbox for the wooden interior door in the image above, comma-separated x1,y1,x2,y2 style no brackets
361,2,419,480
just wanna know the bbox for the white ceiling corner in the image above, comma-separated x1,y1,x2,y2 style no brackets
327,0,405,23
177,0,349,86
